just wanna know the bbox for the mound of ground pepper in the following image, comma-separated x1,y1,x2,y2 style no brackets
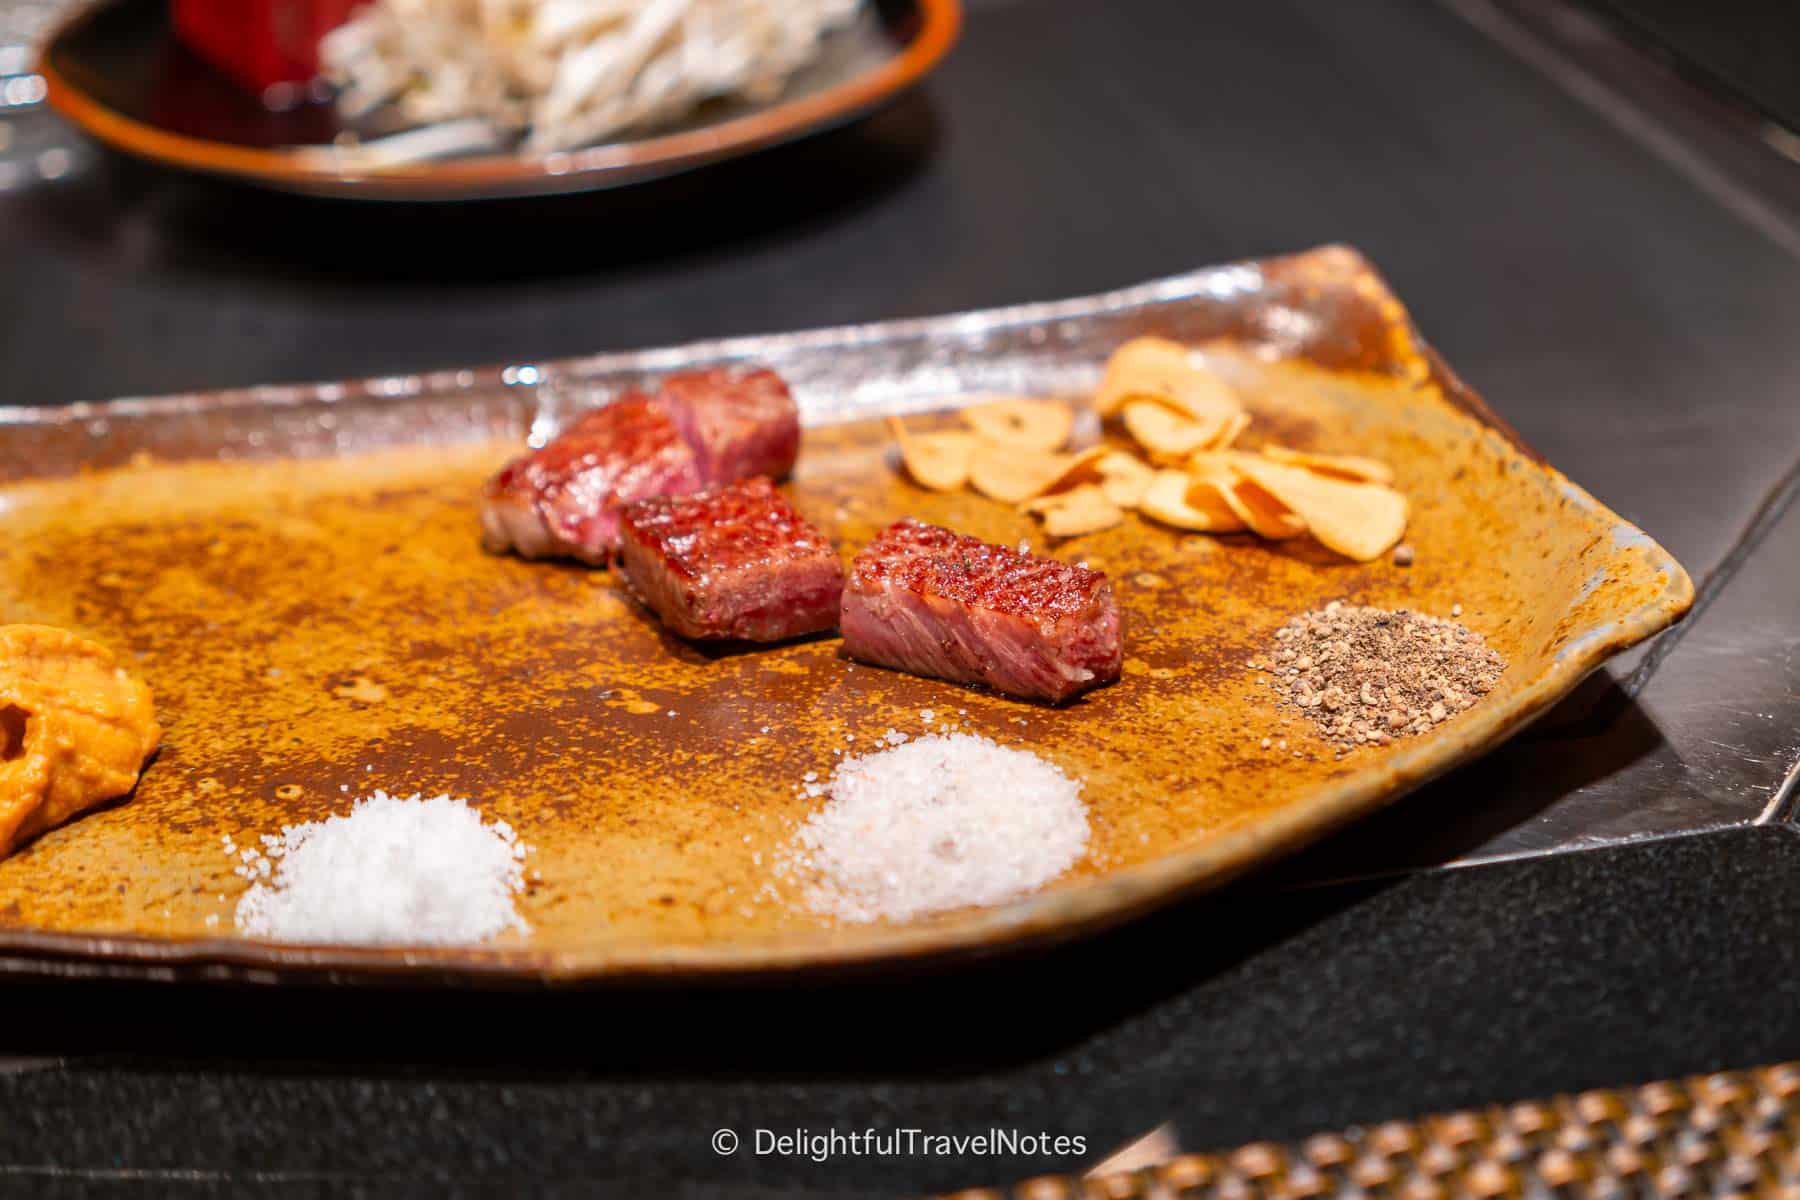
1251,601,1505,752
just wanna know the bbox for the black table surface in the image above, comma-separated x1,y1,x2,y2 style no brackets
3,0,1800,1195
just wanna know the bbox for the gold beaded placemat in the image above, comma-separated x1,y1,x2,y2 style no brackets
950,1061,1800,1198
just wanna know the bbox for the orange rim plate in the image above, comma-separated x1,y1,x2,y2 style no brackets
38,0,962,200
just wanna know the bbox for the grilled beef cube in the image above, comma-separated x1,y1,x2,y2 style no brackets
481,394,703,564
840,519,1122,703
617,477,843,643
481,367,801,565
660,367,800,486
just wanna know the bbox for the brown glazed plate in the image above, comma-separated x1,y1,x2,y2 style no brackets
0,247,1692,987
37,0,962,200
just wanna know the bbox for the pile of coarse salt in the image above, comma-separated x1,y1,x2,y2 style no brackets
232,791,530,946
786,732,1089,924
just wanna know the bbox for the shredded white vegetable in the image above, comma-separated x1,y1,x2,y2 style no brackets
321,0,865,153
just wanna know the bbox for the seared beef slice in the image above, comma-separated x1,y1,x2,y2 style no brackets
481,367,799,563
660,367,799,485
617,477,843,643
481,394,703,563
840,519,1122,703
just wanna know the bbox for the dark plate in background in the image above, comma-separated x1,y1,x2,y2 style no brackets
38,0,961,200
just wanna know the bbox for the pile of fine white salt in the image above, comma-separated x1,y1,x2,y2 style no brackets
788,733,1089,923
233,791,529,946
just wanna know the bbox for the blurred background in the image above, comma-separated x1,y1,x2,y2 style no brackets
4,0,1797,418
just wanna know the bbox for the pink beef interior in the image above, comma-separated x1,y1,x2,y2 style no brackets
480,367,799,565
658,367,800,486
481,395,702,563
840,519,1123,703
617,476,843,643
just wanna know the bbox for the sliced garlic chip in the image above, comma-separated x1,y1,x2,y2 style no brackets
889,417,980,492
1139,470,1245,532
1234,458,1409,560
960,397,1075,452
1261,444,1395,485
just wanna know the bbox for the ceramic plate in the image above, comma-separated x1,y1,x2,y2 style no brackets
0,247,1692,985
38,0,961,200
